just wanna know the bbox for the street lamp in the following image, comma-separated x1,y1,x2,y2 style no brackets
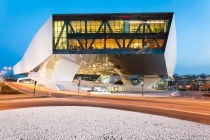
207,77,209,93
3,67,12,79
4,67,12,71
0,71,5,75
141,81,144,97
139,76,145,97
0,71,6,81
0,71,3,76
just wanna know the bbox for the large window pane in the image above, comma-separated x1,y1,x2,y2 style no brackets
70,21,85,33
106,39,118,49
87,39,104,49
87,21,102,33
129,20,141,33
69,39,80,51
147,20,166,33
53,21,67,49
143,39,164,49
132,39,142,49
108,20,124,33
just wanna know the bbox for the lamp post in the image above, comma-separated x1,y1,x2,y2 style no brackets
1,71,5,78
3,67,12,79
141,81,144,97
207,77,209,94
0,71,6,83
139,76,145,97
4,71,6,78
0,71,3,78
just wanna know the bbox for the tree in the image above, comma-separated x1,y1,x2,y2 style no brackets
199,73,207,78
173,73,180,86
200,73,207,89
199,73,207,82
186,74,196,90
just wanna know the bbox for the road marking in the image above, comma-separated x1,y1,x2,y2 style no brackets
6,82,210,104
66,96,79,98
66,99,210,116
60,96,210,109
65,98,210,111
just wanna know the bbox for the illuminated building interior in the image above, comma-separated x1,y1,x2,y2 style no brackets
53,13,172,54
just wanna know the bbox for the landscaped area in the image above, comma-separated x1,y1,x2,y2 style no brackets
0,106,209,139
0,83,21,95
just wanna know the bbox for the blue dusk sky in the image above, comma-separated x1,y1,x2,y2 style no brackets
0,0,209,75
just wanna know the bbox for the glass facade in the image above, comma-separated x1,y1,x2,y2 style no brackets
53,13,173,54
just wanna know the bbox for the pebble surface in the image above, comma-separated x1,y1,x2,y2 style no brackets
0,106,210,140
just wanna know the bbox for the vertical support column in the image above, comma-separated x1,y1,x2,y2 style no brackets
65,21,69,50
104,20,106,49
53,21,55,50
142,23,145,48
85,20,87,49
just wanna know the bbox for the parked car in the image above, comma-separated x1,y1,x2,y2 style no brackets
93,87,107,92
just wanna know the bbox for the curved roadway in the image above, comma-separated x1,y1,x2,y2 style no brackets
1,82,210,125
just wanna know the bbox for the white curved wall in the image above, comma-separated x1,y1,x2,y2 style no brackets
51,58,81,83
164,15,177,77
13,16,53,74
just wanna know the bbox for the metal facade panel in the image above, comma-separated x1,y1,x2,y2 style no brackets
50,58,80,82
108,54,167,75
13,16,53,74
164,15,177,77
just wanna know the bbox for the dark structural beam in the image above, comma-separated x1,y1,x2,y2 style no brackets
89,21,104,49
68,22,84,49
127,23,143,48
106,21,121,48
55,23,65,49
145,23,161,48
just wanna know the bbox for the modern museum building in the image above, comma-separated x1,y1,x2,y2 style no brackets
13,13,176,92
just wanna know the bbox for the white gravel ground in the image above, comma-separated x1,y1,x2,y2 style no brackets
0,106,210,140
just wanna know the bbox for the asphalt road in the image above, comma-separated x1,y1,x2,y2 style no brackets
1,82,210,125
179,91,210,99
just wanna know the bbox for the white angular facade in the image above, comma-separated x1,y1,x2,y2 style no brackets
14,13,176,91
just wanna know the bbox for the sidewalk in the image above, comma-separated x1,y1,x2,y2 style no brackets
1,82,210,104
0,92,48,101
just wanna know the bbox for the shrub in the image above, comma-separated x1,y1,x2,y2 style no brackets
204,94,210,97
0,84,20,95
0,90,20,95
2,85,13,90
